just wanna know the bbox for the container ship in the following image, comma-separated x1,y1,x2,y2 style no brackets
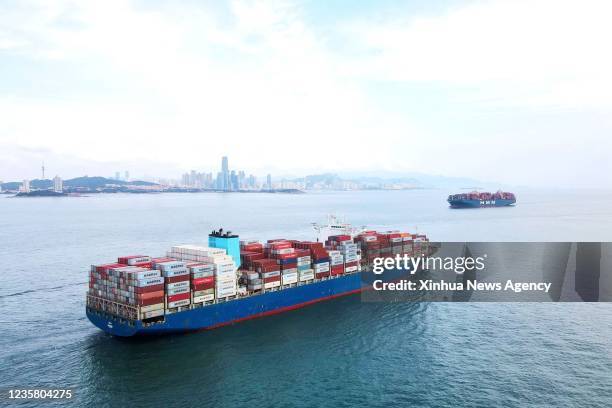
448,191,516,208
86,218,430,337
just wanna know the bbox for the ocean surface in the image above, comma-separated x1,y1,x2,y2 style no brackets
1,189,612,407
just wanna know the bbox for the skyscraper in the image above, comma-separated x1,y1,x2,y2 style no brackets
53,176,63,193
21,180,30,193
266,174,272,190
221,156,230,191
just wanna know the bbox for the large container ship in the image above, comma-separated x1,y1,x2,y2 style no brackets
86,218,430,337
448,191,516,208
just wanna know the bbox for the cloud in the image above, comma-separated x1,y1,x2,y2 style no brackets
336,0,612,109
0,0,610,187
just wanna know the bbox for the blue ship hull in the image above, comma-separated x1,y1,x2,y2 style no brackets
87,269,408,337
448,198,515,208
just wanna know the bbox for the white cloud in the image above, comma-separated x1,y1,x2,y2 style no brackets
338,0,612,109
0,0,610,187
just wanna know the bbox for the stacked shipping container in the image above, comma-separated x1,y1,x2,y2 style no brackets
88,229,428,322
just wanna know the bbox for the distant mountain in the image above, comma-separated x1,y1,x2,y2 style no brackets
63,176,126,188
1,176,158,190
280,171,500,190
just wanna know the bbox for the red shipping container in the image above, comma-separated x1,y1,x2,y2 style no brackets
193,282,214,291
264,275,281,283
242,243,264,253
138,290,165,300
167,292,190,303
139,296,164,306
192,276,214,286
118,255,147,264
95,263,123,273
331,265,344,276
132,261,153,269
268,241,292,249
315,272,330,279
165,275,190,284
151,257,175,265
135,284,164,294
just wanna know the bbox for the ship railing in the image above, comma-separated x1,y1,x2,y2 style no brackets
86,294,140,321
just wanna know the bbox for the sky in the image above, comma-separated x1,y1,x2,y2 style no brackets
1,0,611,188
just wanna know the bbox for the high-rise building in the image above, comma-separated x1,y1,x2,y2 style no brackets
21,180,30,193
124,171,130,181
220,156,231,191
266,174,272,190
216,172,224,190
53,176,63,193
230,170,238,191
0,180,3,193
114,172,120,181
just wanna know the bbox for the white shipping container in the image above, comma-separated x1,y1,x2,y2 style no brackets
281,268,298,275
167,286,190,296
171,245,225,256
274,248,295,255
189,265,215,274
157,261,186,270
192,270,214,279
299,270,315,281
216,282,236,291
262,270,281,278
345,266,359,273
167,299,191,308
193,289,215,297
136,276,165,287
142,309,165,319
264,281,281,289
217,288,237,297
193,294,215,303
162,268,189,278
166,281,190,290
127,256,152,266
242,271,259,280
282,273,298,285
140,302,164,313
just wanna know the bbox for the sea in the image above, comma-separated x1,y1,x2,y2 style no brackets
1,189,612,407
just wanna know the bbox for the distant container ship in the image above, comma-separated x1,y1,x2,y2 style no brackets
448,191,516,208
86,217,430,337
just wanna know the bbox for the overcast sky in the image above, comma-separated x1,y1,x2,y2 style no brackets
1,0,611,187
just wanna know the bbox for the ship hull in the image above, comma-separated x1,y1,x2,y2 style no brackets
448,198,515,208
87,269,407,337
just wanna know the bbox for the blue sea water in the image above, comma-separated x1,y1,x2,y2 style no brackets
1,189,612,407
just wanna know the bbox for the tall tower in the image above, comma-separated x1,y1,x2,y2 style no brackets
53,176,63,193
41,162,45,179
221,156,230,191
21,180,31,193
